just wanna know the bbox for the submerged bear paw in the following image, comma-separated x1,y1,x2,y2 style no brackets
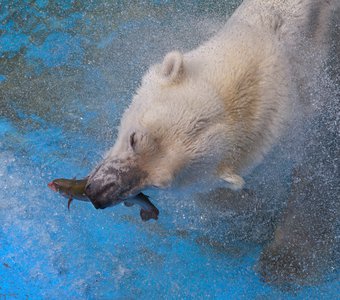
256,242,321,289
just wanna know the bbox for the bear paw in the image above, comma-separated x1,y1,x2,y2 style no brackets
256,242,317,288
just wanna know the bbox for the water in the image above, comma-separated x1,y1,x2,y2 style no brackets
0,1,339,299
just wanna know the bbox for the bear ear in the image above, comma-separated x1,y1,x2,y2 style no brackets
160,51,184,84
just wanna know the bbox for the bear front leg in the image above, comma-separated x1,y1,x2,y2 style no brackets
257,167,338,287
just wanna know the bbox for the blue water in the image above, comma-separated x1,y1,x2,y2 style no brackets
0,1,338,299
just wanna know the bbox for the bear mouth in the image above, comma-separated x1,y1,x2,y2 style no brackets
87,195,119,209
85,179,147,210
85,156,150,209
86,184,130,209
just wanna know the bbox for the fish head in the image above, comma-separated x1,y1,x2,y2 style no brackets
48,181,58,192
48,179,72,199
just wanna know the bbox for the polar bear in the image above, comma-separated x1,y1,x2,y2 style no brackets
85,0,338,285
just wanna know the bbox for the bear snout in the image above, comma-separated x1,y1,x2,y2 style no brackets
85,179,121,209
85,159,149,209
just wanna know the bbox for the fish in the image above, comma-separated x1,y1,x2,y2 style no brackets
48,178,159,221
124,193,159,221
48,178,89,210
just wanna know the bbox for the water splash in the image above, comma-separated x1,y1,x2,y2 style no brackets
0,1,339,298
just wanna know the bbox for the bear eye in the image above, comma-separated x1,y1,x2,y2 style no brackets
130,132,136,150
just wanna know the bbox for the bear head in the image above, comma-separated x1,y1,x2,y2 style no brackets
85,51,238,209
